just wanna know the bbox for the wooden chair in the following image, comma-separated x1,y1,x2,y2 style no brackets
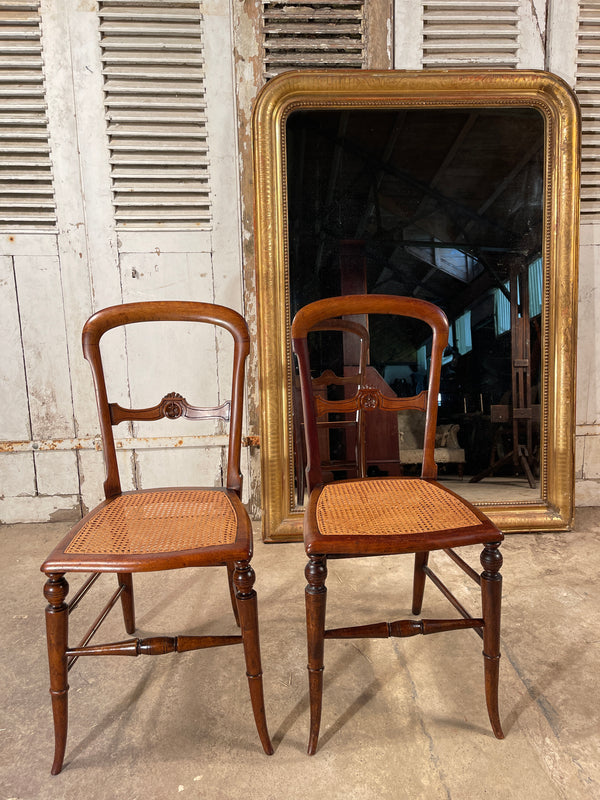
41,301,273,774
292,294,504,754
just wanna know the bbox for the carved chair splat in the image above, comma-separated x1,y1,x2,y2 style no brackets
292,294,505,754
41,301,273,774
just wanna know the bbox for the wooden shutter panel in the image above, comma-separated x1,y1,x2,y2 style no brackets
422,1,520,68
0,0,56,230
262,1,365,79
98,0,210,229
576,0,600,218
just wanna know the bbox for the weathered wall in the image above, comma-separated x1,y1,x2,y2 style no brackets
0,0,598,523
0,0,247,522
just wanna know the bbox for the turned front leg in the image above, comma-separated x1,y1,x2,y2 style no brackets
44,573,70,775
305,554,327,755
480,542,504,739
233,560,273,754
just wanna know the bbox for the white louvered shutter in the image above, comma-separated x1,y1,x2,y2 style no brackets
0,0,56,231
262,1,365,79
422,1,520,68
98,0,210,229
576,0,600,218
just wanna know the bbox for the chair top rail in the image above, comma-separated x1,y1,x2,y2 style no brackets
292,294,448,341
83,300,249,351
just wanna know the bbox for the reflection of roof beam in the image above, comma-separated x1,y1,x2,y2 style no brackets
374,248,511,309
398,240,525,254
411,112,480,220
432,112,480,189
355,111,407,238
338,134,512,236
465,140,543,233
316,113,349,273
468,252,510,301
389,238,512,302
457,138,541,299
369,257,437,300
372,258,455,305
413,266,440,299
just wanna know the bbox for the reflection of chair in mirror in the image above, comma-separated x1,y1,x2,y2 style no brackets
40,301,273,774
293,317,370,504
397,412,466,477
471,267,537,487
292,293,505,754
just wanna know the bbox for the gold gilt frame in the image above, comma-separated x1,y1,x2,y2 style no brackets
252,69,580,541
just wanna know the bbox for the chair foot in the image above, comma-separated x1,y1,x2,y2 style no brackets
481,542,504,739
49,687,69,775
307,666,324,755
233,561,273,754
118,573,136,634
411,551,429,615
44,573,70,775
305,555,327,755
246,673,274,755
484,654,505,739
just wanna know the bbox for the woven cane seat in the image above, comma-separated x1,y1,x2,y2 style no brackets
65,489,239,556
316,478,482,537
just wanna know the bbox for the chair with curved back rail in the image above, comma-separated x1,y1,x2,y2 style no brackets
292,294,504,754
41,301,273,774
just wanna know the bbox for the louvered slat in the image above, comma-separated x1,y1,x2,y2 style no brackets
422,1,520,68
577,1,600,217
98,1,210,229
0,1,56,231
262,1,364,79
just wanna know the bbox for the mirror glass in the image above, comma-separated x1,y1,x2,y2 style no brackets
287,107,544,507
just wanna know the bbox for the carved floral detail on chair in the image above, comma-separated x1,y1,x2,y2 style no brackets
357,386,380,410
160,392,185,419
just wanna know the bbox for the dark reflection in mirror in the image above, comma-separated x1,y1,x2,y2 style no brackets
287,107,544,505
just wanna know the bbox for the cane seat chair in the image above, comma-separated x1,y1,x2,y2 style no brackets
291,294,504,754
41,301,273,774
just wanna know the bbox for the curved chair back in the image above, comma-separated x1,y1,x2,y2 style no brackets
292,294,449,490
82,301,250,499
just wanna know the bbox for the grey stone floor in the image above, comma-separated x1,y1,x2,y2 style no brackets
2,509,600,800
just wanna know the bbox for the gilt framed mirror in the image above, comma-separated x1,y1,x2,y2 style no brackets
252,70,580,541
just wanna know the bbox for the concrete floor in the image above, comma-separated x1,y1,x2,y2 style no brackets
2,510,600,800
